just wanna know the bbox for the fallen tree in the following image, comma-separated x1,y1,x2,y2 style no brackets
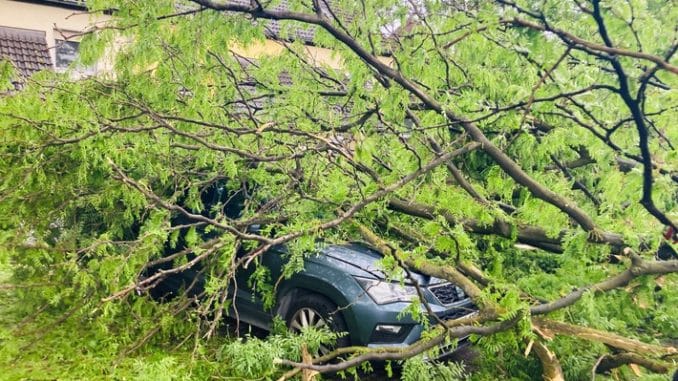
0,0,676,380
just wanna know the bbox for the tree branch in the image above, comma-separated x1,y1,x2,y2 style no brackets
531,254,678,315
595,352,671,374
533,318,677,356
387,198,625,253
506,17,678,75
189,0,603,235
532,341,565,381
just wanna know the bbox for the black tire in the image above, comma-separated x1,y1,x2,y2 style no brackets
284,293,351,352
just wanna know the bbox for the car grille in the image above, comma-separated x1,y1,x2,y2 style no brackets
437,305,476,321
428,283,467,305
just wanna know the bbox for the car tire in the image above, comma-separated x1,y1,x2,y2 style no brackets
284,293,351,352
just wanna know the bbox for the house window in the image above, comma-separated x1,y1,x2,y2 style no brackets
54,37,95,77
54,39,79,70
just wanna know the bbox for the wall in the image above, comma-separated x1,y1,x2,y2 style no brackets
0,0,110,68
0,1,387,73
233,39,345,70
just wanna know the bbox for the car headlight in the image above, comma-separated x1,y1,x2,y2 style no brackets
355,277,418,305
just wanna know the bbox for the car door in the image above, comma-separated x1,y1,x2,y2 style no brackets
231,245,287,328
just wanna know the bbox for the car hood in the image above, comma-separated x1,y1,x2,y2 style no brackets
310,243,446,286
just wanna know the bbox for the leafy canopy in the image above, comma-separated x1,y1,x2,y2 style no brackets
0,0,676,379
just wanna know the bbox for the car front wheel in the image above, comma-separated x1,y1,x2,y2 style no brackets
284,293,350,354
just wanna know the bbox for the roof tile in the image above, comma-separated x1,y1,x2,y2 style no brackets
0,26,52,79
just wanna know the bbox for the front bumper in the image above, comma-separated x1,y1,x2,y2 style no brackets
346,293,476,347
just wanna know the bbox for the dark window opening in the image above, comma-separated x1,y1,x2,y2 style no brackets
54,39,79,70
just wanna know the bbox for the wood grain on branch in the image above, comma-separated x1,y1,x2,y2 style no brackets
532,341,565,381
595,352,671,374
533,318,677,356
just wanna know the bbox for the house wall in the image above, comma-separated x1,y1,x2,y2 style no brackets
0,1,386,73
233,39,345,70
0,0,109,67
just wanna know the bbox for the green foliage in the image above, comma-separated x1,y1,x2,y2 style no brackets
0,59,14,92
401,356,468,381
0,0,676,379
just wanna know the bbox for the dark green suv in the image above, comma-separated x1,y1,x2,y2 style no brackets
149,183,475,349
154,242,475,349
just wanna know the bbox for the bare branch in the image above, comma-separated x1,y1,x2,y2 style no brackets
506,17,678,75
